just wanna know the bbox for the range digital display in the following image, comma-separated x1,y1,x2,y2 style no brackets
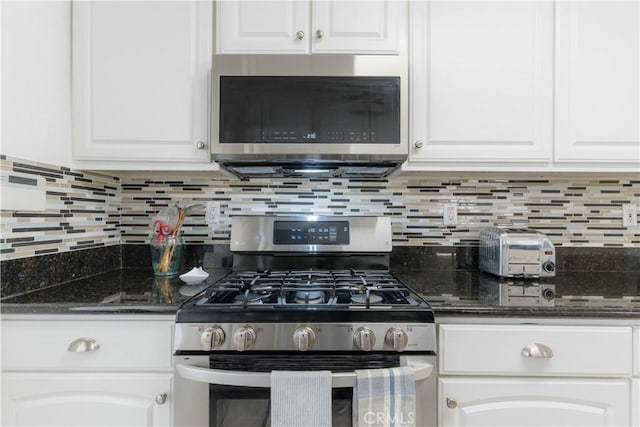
273,221,350,245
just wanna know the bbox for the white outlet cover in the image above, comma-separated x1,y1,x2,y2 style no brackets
443,203,458,226
622,204,637,228
206,201,220,226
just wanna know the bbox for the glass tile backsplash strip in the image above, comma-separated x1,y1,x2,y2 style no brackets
0,155,121,260
1,155,638,261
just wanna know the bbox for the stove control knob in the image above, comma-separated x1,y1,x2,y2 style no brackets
201,327,225,351
384,328,409,351
385,327,409,351
542,261,555,273
293,326,316,351
234,326,257,352
353,327,376,351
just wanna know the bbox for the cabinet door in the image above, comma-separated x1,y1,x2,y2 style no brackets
409,1,553,166
2,373,172,426
72,1,212,165
440,377,630,427
311,0,403,54
633,379,640,427
216,0,310,54
554,1,640,163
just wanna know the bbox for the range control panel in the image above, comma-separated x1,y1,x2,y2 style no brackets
273,220,350,245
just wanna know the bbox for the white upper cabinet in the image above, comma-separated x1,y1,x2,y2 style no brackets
72,1,216,170
554,1,640,164
216,0,310,54
216,0,405,54
408,0,640,172
408,1,554,168
311,0,403,54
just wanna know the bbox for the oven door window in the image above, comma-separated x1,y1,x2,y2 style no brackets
207,353,400,427
210,385,352,427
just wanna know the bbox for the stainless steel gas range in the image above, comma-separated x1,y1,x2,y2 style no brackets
173,216,437,427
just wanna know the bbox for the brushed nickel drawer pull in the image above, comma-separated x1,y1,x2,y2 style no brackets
521,342,554,358
68,337,100,353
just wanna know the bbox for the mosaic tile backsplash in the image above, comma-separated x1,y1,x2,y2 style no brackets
1,155,639,261
1,156,121,260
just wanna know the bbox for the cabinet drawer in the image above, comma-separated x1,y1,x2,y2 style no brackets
439,324,632,377
1,320,174,371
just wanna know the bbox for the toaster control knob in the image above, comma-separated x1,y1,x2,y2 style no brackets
201,326,225,350
542,287,556,301
385,327,409,351
353,327,376,351
542,261,555,273
293,326,316,351
234,326,257,351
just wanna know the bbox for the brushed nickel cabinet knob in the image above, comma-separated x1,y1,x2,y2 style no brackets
414,140,424,149
155,393,167,405
446,397,457,409
315,29,324,39
296,30,305,40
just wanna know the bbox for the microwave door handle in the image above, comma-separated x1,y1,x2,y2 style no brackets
175,361,433,388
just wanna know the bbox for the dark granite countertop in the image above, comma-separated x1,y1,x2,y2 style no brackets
0,268,231,315
2,268,639,319
395,269,640,319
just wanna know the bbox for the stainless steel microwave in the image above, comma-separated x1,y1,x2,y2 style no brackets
210,55,408,179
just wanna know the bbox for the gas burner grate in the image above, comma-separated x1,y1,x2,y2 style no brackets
195,269,421,308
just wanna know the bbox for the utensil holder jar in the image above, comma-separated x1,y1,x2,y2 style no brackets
150,235,184,276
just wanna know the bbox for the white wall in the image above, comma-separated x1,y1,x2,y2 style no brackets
1,1,72,167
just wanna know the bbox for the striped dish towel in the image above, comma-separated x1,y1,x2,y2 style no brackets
270,370,332,427
353,367,416,427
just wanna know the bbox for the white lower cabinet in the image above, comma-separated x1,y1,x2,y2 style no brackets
437,323,634,427
440,377,629,427
2,373,172,427
1,317,174,427
633,327,640,427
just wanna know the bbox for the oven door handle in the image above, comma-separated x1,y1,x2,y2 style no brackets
175,361,434,388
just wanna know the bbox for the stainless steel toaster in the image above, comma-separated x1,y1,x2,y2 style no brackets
479,227,556,278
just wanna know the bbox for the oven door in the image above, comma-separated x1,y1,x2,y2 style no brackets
173,353,435,427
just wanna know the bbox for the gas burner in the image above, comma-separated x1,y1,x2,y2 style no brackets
234,292,264,304
294,290,324,304
351,293,383,305
250,284,279,293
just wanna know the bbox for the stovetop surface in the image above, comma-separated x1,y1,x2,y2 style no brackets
176,269,435,324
